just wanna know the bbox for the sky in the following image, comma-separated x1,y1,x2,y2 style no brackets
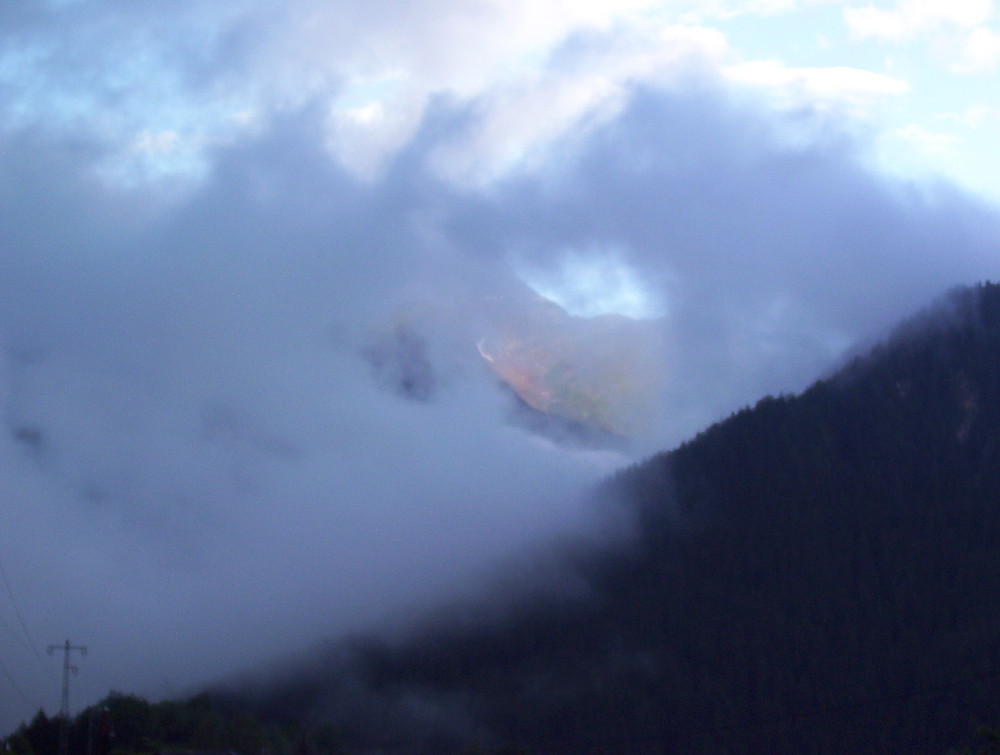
2,0,1000,736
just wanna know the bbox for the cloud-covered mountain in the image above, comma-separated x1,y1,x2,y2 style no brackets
211,281,1000,754
364,278,666,444
3,6,1000,736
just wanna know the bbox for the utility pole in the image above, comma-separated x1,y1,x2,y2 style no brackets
48,640,87,755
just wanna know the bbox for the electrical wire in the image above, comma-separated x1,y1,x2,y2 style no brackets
0,606,32,652
0,553,57,680
0,655,43,712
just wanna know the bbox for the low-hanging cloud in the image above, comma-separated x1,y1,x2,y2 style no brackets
466,83,1000,441
3,10,1000,736
0,113,625,732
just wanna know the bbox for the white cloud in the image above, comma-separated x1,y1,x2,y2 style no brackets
132,130,181,155
844,0,1000,72
896,121,964,153
845,0,993,41
0,0,674,184
724,60,910,116
959,102,1000,125
325,94,427,179
416,23,730,184
948,25,1000,70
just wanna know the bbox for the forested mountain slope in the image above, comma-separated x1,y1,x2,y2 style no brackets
212,282,1000,752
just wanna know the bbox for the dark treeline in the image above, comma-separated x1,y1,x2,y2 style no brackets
2,692,347,755
10,282,1000,754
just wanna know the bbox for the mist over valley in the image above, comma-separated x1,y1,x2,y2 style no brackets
3,2,1000,752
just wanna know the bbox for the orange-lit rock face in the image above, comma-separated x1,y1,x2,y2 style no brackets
476,292,665,438
367,284,665,441
482,343,554,413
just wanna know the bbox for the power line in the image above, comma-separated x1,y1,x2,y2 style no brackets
0,552,54,680
0,604,31,651
0,655,40,710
